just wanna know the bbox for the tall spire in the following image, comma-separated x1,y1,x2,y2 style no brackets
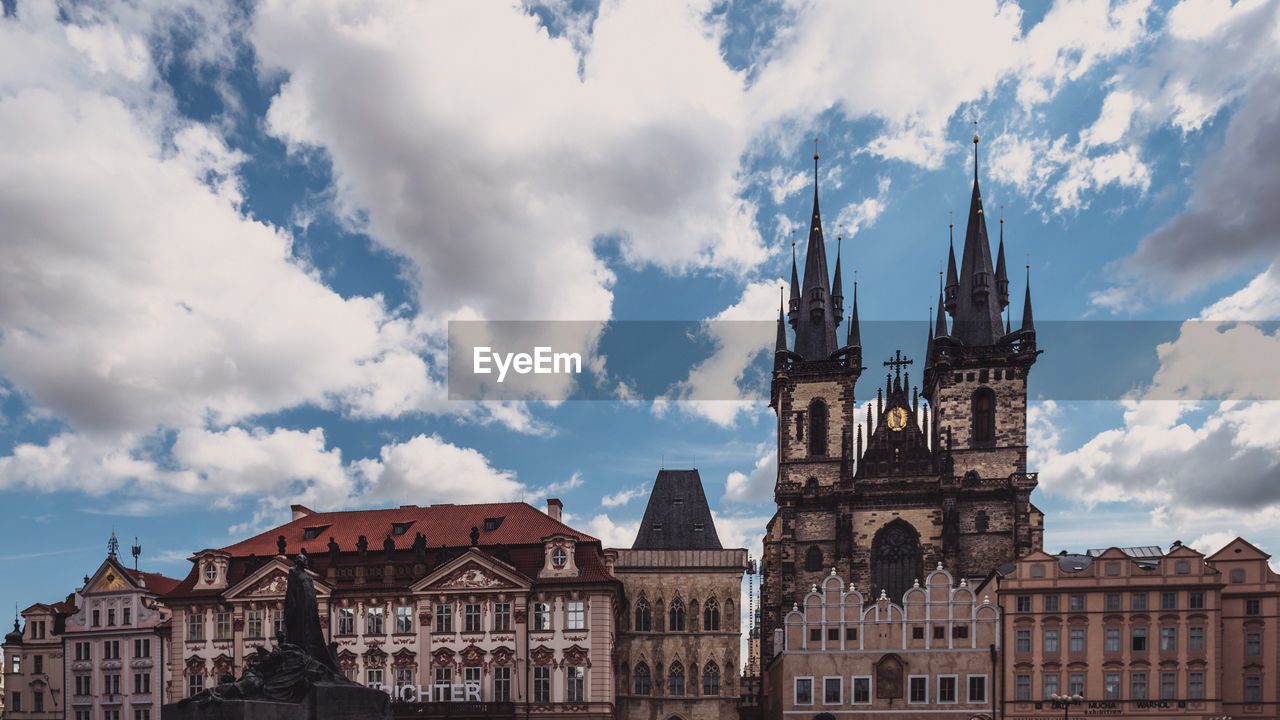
793,138,839,361
944,218,958,314
1021,264,1035,333
925,303,935,367
832,234,844,322
775,288,789,356
950,127,1004,346
995,210,1010,308
847,278,861,348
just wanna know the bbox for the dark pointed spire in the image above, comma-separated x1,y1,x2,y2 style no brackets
775,288,789,356
995,210,1010,308
944,218,958,314
847,278,861,348
951,128,1004,346
1021,264,1035,333
926,303,935,367
832,234,844,321
793,139,839,361
935,287,949,339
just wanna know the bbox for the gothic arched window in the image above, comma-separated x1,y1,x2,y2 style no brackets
872,520,921,602
809,400,828,456
668,661,685,696
805,545,824,572
669,598,686,632
972,388,995,445
702,661,720,696
634,662,651,695
634,597,651,631
974,510,990,533
703,598,720,631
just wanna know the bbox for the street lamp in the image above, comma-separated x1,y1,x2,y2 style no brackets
1049,693,1083,720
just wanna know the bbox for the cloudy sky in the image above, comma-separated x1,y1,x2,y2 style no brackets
3,0,1280,630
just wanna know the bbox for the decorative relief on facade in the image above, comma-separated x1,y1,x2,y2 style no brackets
435,563,510,590
461,644,486,666
563,644,591,668
362,646,388,666
337,649,358,670
212,653,234,678
431,647,457,668
491,646,514,666
250,572,288,597
391,648,417,669
530,645,555,666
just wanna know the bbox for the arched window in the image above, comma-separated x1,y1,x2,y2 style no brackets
872,520,921,602
703,598,720,631
634,597,651,631
669,598,686,632
974,510,989,533
668,661,685,696
972,388,995,445
809,400,828,456
805,545,824,572
702,661,720,696
633,662,651,695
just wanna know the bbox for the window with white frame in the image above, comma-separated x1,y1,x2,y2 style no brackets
188,674,204,697
493,602,511,632
247,610,263,638
366,668,384,688
366,606,384,635
533,602,551,631
968,675,986,703
533,666,551,703
1104,673,1121,700
1044,628,1059,653
794,677,813,705
396,668,413,691
435,604,453,633
1161,626,1177,651
464,604,482,633
1069,673,1085,696
938,675,958,703
187,613,204,641
434,667,452,690
908,676,928,703
566,600,585,630
1043,673,1059,699
852,676,872,704
396,606,413,634
215,612,232,640
337,608,354,635
823,677,841,704
494,666,511,702
465,666,481,695
566,666,585,702
1160,672,1176,700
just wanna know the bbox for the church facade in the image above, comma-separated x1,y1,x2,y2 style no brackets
761,137,1044,660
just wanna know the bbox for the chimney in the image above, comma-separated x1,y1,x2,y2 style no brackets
291,504,315,521
546,498,563,522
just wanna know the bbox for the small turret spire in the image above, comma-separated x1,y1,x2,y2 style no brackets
775,287,788,356
944,217,958,314
1022,263,1035,333
972,120,980,183
847,276,861,348
995,208,1010,308
832,233,844,322
926,303,935,366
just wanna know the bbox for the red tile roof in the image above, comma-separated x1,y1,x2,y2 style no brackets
126,569,182,595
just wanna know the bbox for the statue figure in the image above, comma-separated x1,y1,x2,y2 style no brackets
383,535,395,555
470,526,480,546
412,532,427,564
327,537,339,566
276,535,287,557
357,535,368,563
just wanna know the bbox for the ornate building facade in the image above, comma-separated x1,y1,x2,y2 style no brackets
612,469,748,720
161,500,620,720
761,139,1044,659
3,597,75,720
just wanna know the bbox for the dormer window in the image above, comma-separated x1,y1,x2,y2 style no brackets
673,497,684,506
483,517,504,532
203,563,217,583
652,522,663,531
693,523,704,532
302,525,329,541
552,548,567,568
391,522,413,536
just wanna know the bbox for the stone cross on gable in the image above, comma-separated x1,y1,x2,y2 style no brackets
883,350,913,381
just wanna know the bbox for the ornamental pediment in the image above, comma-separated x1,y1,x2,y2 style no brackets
411,550,530,593
432,562,514,590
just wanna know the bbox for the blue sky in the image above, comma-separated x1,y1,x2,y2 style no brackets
3,0,1280,629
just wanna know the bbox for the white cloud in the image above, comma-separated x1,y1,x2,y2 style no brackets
539,472,586,496
724,445,776,504
602,485,649,508
584,513,641,549
356,434,525,506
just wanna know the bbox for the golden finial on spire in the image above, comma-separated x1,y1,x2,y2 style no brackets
813,137,819,160
948,209,953,229
973,119,979,145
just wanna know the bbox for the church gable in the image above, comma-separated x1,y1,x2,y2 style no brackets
855,355,936,480
86,559,139,594
411,550,528,593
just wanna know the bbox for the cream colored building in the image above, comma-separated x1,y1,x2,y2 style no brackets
3,598,75,720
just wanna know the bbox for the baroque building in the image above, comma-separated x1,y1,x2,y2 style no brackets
161,500,619,720
612,469,748,720
3,595,76,720
761,137,1044,659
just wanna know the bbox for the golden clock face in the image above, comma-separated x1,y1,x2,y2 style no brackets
886,406,909,431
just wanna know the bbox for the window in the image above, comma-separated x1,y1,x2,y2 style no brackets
464,666,481,691
391,522,412,536
366,668,384,688
533,602,550,631
1069,673,1085,696
667,599,684,631
483,517,502,532
1044,628,1059,653
1031,564,1045,578
1189,672,1205,700
434,668,452,691
703,598,720,631
337,608,354,635
464,604,481,633
1131,672,1147,700
1069,628,1085,653
435,604,453,633
1161,592,1177,610
1044,595,1060,612
1105,628,1121,652
567,600,585,630
75,641,91,661
1132,593,1148,610
845,627,858,641
1104,673,1121,700
1246,598,1261,615
104,640,121,660
93,609,101,626
1069,594,1086,611
975,510,989,532
633,598,651,631
247,610,263,638
9,655,17,673
134,638,151,658
828,628,839,641
953,625,969,639
968,675,986,704
108,608,116,625
824,677,842,704
494,666,511,702
809,628,822,643
534,666,551,703
33,693,43,712
215,612,232,640
1245,632,1261,656
972,388,995,444
33,654,43,674
1016,629,1031,653
367,606,384,635
104,673,121,694
1190,591,1204,609
396,606,413,634
693,523,704,532
795,677,813,705
396,668,413,691
9,692,17,712
809,400,828,455
933,625,946,640
852,676,871,704
1132,627,1147,651
938,676,957,703
493,603,511,632
123,607,131,625
1160,672,1176,700
74,675,92,695
551,548,567,568
1016,596,1032,612
1043,673,1059,699
804,545,823,572
1105,593,1122,611
272,612,283,639
909,676,928,703
668,661,685,696
1189,626,1205,651
134,672,151,694
1175,560,1190,574
1230,569,1245,583
633,662,651,695
1160,627,1177,651
1245,676,1262,703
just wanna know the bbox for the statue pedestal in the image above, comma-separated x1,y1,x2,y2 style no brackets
163,683,392,720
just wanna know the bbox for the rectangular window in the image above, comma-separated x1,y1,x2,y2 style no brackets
1044,595,1060,612
104,640,120,660
1189,591,1205,609
1069,594,1086,611
1016,674,1031,701
908,676,928,704
795,677,813,705
1161,592,1177,610
938,676,957,703
187,613,203,641
493,602,511,632
188,675,203,697
933,625,946,640
1044,628,1059,653
809,628,821,643
1161,626,1177,651
272,612,283,639
336,608,354,635
366,668,384,688
396,668,413,690
828,627,840,642
106,673,121,695
1069,673,1085,696
33,654,43,674
1132,627,1147,651
1132,593,1147,611
465,666,481,691
1160,672,1176,700
1016,629,1031,653
968,675,986,704
1189,626,1205,651
911,626,924,640
435,667,452,691
1069,628,1085,653
366,606,384,635
533,602,551,631
1189,671,1205,699
435,604,453,633
1015,596,1032,612
464,604,482,633
1246,598,1261,616
953,625,969,639
108,608,116,626
1104,673,1121,700
9,692,17,712
215,612,232,640
123,607,131,625
395,606,413,634
74,675,92,695
1246,632,1261,656
10,655,18,673
33,693,43,712
1131,672,1147,700
1245,676,1262,703
534,666,551,703
134,672,151,694
824,677,842,704
494,666,511,702
1105,593,1121,611
137,638,152,658
75,641,91,661
134,709,150,720
246,610,263,638
1044,673,1059,699
852,676,871,704
566,601,585,630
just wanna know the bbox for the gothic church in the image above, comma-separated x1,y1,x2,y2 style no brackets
760,135,1044,658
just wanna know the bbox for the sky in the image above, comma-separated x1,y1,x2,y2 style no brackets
3,0,1280,640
